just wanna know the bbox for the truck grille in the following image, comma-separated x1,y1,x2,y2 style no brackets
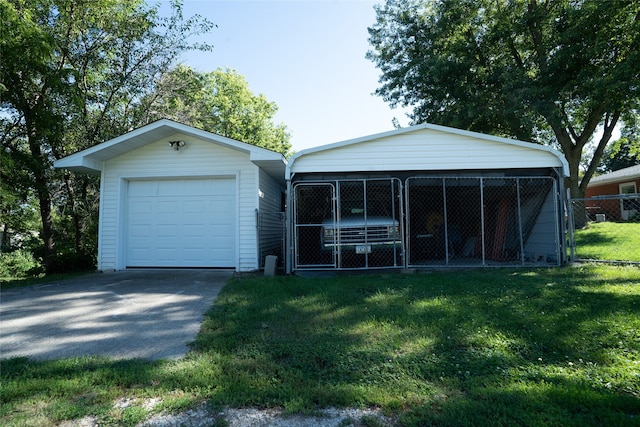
323,226,400,246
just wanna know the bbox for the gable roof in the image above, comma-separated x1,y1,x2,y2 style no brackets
54,119,287,184
588,164,640,187
285,123,569,180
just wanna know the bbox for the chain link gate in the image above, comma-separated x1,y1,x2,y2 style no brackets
293,178,404,270
405,176,560,267
293,183,336,268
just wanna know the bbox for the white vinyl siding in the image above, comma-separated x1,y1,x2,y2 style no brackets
290,129,565,175
98,133,260,272
257,168,286,267
259,168,284,212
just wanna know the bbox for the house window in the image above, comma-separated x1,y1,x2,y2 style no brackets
619,182,637,195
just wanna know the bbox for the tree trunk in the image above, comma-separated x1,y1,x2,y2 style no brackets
33,164,56,273
1,221,9,249
63,172,83,254
25,115,57,273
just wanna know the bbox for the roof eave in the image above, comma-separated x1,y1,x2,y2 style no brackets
286,123,570,179
55,119,288,177
53,156,103,174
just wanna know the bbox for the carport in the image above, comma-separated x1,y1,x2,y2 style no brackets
285,124,569,272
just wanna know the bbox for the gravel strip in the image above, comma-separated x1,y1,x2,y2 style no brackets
140,405,395,427
62,403,395,427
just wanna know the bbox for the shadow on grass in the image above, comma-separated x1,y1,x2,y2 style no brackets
2,267,639,426
1,357,162,425
190,267,640,425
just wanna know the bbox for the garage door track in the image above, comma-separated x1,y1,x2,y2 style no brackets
0,269,232,361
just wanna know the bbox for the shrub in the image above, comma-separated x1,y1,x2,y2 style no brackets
48,251,96,274
0,249,41,278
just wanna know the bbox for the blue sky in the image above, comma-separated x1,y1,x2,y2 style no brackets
163,0,411,151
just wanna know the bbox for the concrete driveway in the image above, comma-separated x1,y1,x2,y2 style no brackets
0,269,232,361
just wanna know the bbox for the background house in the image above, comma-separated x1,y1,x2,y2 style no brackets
585,164,640,221
55,120,286,272
286,124,569,272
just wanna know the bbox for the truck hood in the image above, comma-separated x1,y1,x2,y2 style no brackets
322,216,399,227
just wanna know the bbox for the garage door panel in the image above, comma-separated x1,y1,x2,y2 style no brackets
128,248,151,264
157,180,183,196
128,180,157,197
130,224,151,237
157,224,178,237
183,200,206,214
130,200,152,214
157,200,179,214
126,178,236,267
183,248,206,260
156,249,178,263
211,249,234,264
183,224,205,237
210,180,235,195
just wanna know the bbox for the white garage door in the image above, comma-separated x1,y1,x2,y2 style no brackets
126,178,236,267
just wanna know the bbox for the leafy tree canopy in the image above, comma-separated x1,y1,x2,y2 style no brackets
140,65,292,157
367,0,640,197
0,0,214,272
598,117,640,173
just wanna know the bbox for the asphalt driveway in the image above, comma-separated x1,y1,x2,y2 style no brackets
0,269,233,361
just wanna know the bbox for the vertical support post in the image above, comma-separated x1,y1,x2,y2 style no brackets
404,178,410,268
334,181,340,269
396,178,405,268
516,178,525,265
285,180,293,274
552,180,561,266
363,180,369,269
480,177,486,266
567,189,575,262
442,177,449,266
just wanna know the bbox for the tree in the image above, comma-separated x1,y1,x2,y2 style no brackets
599,138,640,173
140,65,292,156
367,0,640,198
1,0,214,272
598,117,640,173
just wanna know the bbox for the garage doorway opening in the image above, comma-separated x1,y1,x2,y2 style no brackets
293,178,404,270
405,176,560,267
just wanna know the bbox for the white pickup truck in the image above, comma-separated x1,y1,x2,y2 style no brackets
321,215,401,254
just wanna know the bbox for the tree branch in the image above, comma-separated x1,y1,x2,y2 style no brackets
560,104,579,143
526,0,547,68
578,104,607,146
580,109,621,192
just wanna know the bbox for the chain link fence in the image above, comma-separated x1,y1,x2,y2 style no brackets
257,210,286,270
405,176,560,267
568,194,640,262
292,176,561,270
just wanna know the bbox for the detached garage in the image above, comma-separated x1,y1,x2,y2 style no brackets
55,120,286,272
286,124,569,272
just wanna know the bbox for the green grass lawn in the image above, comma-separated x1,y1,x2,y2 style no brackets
2,266,639,426
573,222,640,262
